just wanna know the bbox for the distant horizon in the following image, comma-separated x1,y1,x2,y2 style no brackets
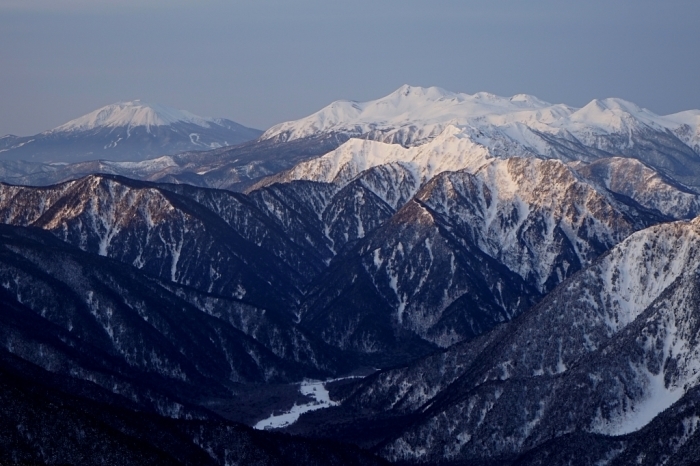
2,1,699,136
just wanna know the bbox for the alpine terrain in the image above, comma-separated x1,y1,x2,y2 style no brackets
1,85,700,465
0,100,262,163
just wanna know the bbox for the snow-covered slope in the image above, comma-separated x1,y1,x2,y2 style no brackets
262,85,559,145
0,101,262,163
263,85,698,150
273,125,491,187
662,109,700,152
298,156,667,354
260,85,700,188
573,157,700,220
313,216,700,464
51,100,217,132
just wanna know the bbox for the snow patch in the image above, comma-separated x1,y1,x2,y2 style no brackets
596,366,684,436
254,379,340,430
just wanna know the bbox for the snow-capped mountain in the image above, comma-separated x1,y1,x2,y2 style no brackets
260,85,700,189
262,85,557,145
2,85,699,194
52,100,218,131
0,100,262,163
262,85,698,152
4,86,700,464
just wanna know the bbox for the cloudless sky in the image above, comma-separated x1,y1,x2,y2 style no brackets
1,0,699,135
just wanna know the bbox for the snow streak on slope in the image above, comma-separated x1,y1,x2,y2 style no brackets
573,157,700,220
421,157,643,293
334,217,700,464
0,175,309,311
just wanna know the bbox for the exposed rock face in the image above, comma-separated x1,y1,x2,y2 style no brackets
306,218,700,465
299,157,664,355
1,145,697,365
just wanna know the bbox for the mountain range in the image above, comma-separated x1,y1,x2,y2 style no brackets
3,85,700,192
1,85,700,464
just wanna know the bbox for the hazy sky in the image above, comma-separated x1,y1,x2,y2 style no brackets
1,0,699,135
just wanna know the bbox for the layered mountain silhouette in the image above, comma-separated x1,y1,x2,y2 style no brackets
1,86,700,465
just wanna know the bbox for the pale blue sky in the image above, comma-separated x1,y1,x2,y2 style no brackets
1,0,699,135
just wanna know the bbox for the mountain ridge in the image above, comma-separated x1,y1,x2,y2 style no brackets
3,85,700,464
2,85,700,192
261,85,699,149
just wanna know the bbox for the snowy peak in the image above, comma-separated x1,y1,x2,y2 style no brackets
51,100,217,133
564,97,665,132
382,84,457,105
509,93,551,107
0,101,262,163
261,85,700,153
258,85,700,190
261,85,555,145
581,97,644,114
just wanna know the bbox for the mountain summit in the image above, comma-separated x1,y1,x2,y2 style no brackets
262,85,555,146
51,100,218,132
262,85,699,147
260,85,700,188
0,101,262,163
2,85,700,191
